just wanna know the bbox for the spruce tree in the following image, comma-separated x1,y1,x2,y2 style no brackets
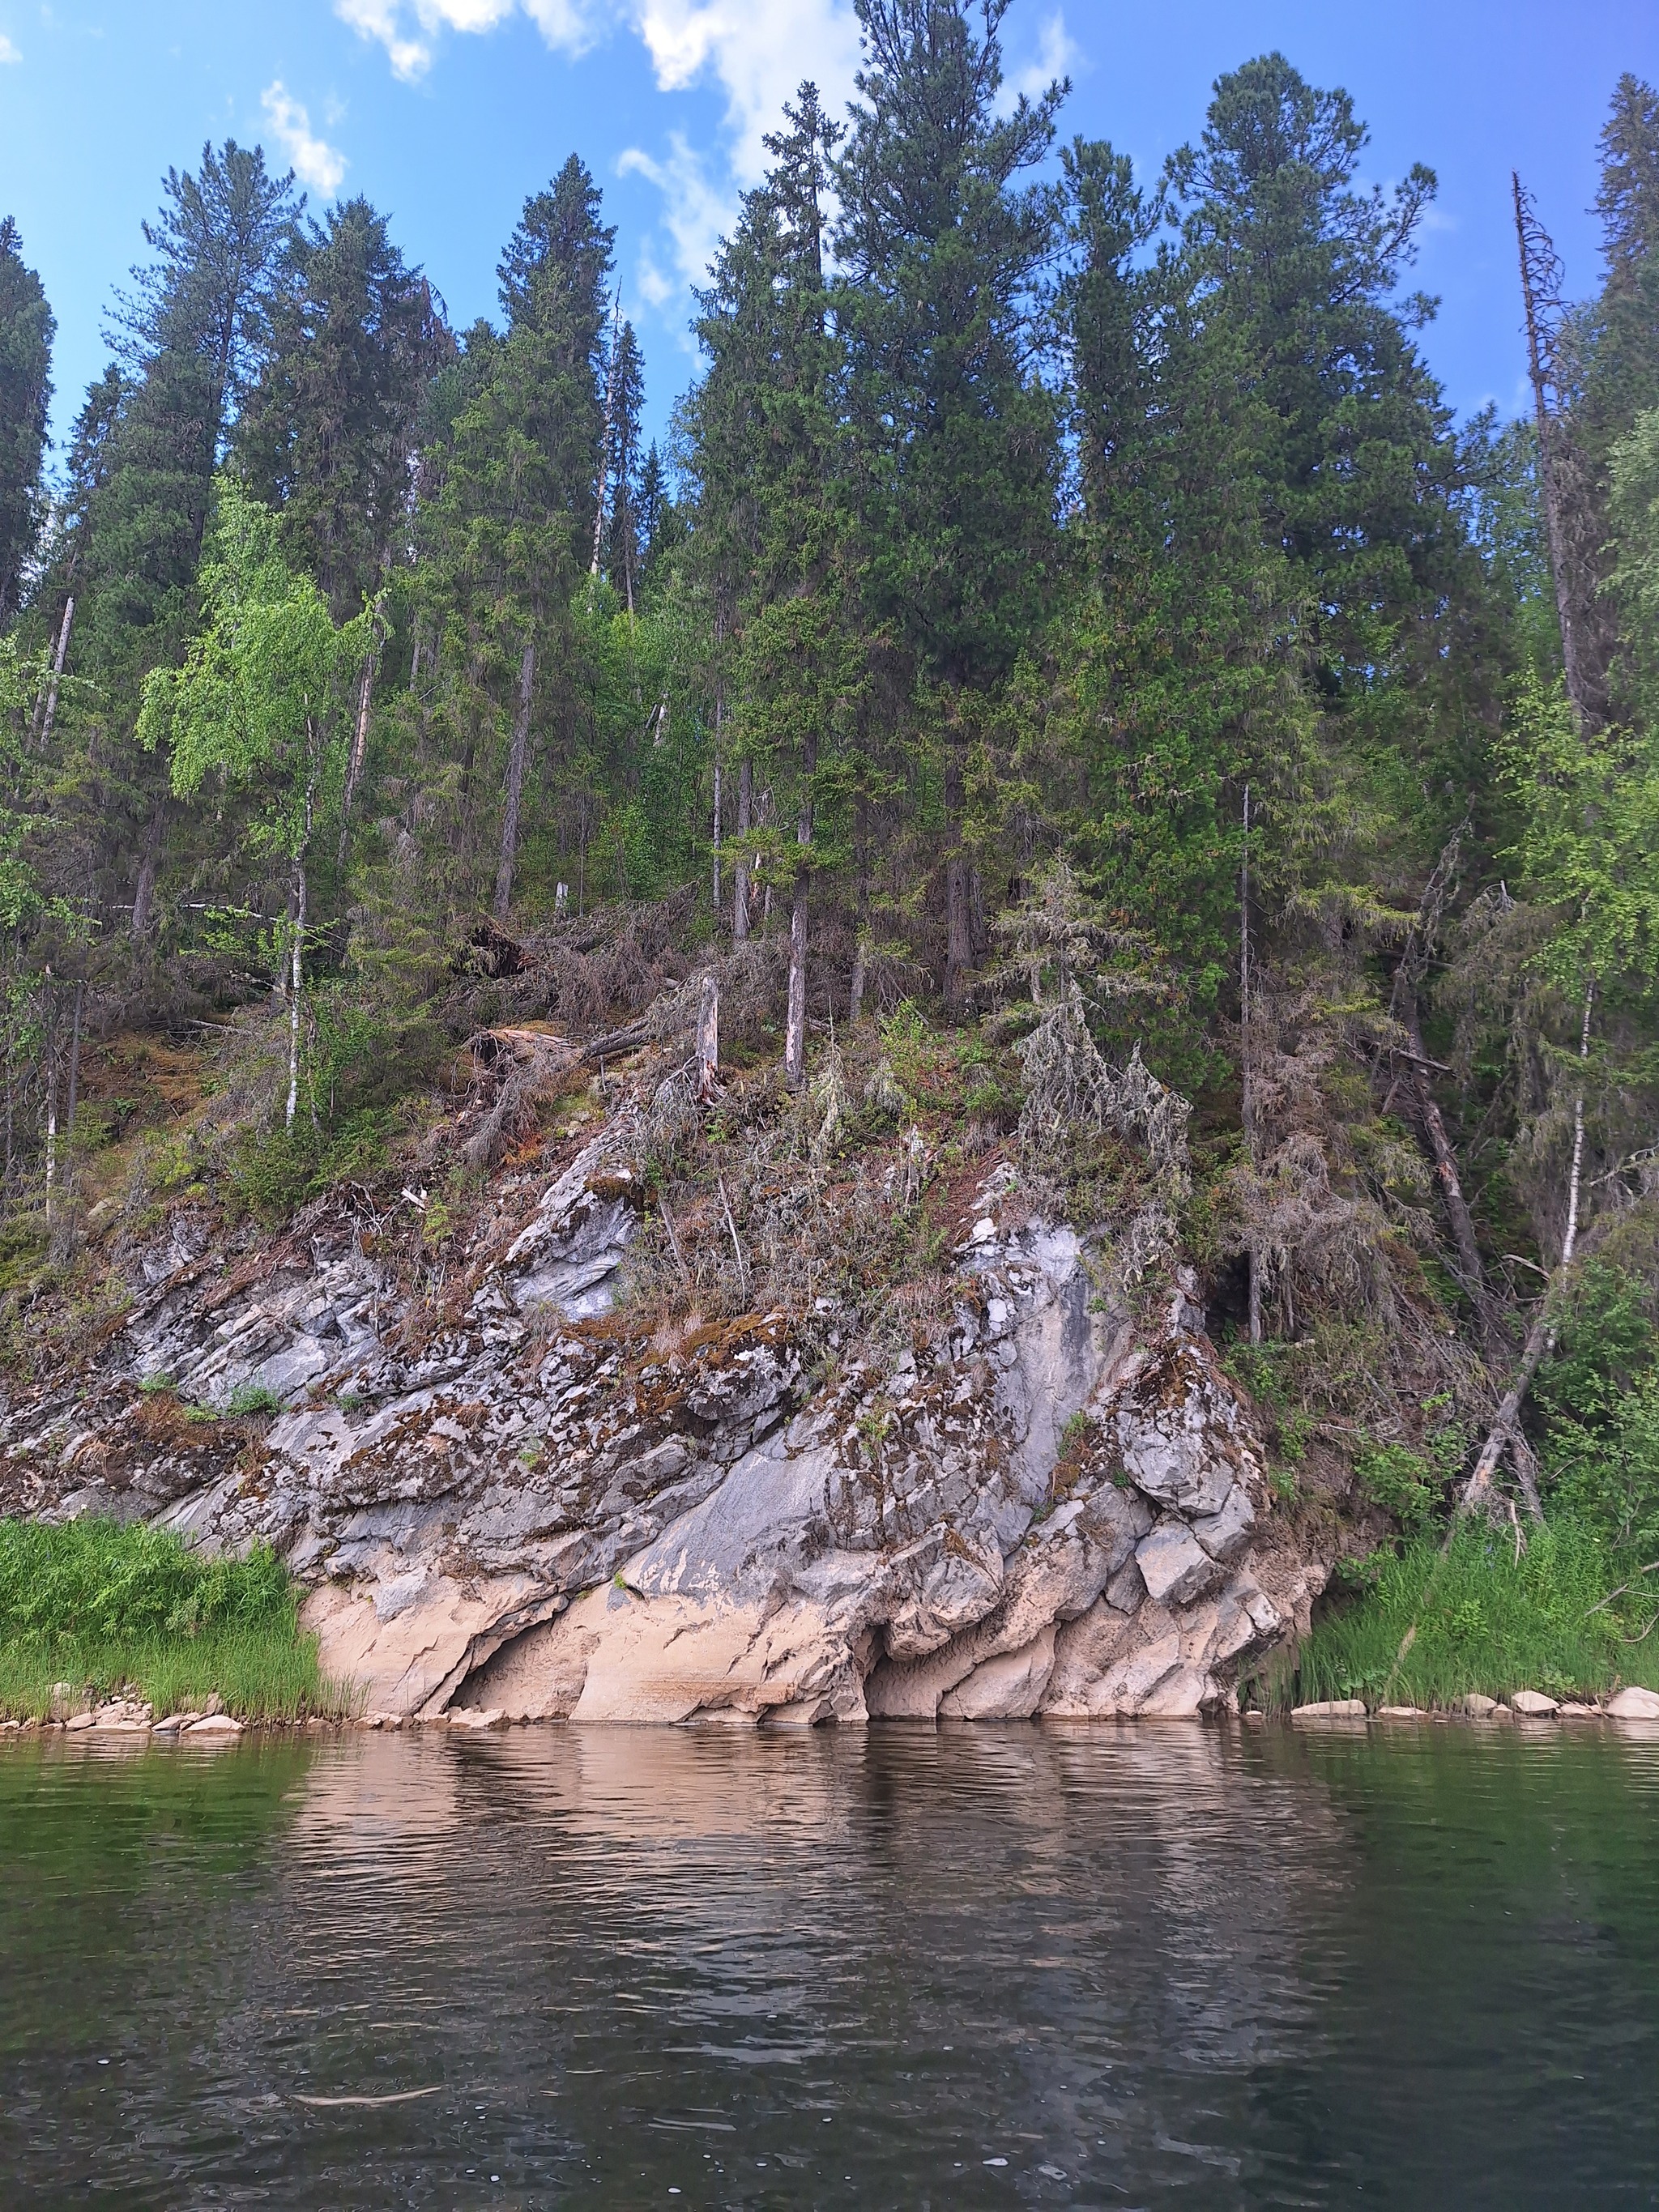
433,158,612,918
834,0,1064,1005
0,219,53,629
236,197,450,620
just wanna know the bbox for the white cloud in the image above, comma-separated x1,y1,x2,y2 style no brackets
338,0,864,309
337,0,858,177
0,32,20,64
632,0,859,183
999,11,1078,113
337,0,595,79
619,133,733,298
262,81,349,198
336,0,433,82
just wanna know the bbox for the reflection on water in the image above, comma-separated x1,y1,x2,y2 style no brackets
2,1722,1657,2207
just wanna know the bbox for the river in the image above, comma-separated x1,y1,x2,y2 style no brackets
2,1721,1656,2207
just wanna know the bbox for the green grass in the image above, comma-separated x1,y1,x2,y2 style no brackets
1275,1515,1659,1711
0,1517,347,1722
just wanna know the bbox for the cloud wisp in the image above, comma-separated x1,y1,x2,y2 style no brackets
334,0,1073,326
262,81,350,198
0,32,21,64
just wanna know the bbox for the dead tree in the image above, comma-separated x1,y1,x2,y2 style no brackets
1513,173,1613,731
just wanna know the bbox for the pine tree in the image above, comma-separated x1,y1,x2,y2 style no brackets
599,319,645,613
0,219,53,629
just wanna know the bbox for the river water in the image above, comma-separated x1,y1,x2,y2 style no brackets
2,1722,1657,2208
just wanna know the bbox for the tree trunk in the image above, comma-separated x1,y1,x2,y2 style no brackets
733,755,753,943
338,622,383,862
493,637,536,922
63,977,84,1195
42,983,57,1227
944,855,971,1012
32,594,73,746
130,793,168,942
785,737,817,1089
1513,173,1597,733
1401,993,1489,1312
286,782,313,1135
849,933,869,1027
1461,1001,1595,1521
1240,782,1261,1344
1462,1300,1556,1518
942,712,971,1008
696,974,719,1102
287,855,307,1134
1562,983,1594,1268
711,752,722,922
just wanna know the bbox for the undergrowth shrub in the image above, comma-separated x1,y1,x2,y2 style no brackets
227,1107,392,1225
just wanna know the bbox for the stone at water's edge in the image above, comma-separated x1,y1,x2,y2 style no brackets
1,1112,1329,1724
1511,1690,1559,1717
1607,1685,1659,1720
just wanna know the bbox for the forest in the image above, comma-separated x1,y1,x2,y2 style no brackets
2,0,1659,1690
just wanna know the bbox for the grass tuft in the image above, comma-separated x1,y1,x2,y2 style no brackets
0,1517,345,1721
1289,1515,1659,1709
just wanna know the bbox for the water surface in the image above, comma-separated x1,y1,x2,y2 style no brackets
2,1721,1657,2207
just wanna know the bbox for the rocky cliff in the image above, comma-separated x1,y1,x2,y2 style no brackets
0,1104,1328,1723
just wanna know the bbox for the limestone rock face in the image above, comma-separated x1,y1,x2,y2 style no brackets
1,1116,1324,1724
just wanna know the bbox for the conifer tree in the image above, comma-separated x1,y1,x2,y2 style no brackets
599,319,645,613
834,0,1065,1005
0,219,53,629
433,157,612,918
236,197,449,620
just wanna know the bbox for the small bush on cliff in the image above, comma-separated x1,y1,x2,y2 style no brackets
0,1518,337,1720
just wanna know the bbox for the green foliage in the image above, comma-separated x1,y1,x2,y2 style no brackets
226,1107,390,1225
1295,1517,1659,1706
0,215,53,624
0,1518,290,1643
0,1517,338,1720
223,1382,283,1418
1535,1262,1659,1556
140,476,371,859
1354,1443,1441,1535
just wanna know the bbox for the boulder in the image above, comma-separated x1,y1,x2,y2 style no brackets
1606,1685,1659,1720
939,1630,1056,1720
1511,1690,1559,1717
1134,1520,1222,1609
1188,1482,1256,1563
1291,1698,1367,1722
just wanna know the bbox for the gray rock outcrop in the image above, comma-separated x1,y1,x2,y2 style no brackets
0,1111,1324,1723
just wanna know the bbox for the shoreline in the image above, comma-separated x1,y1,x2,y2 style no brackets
6,1686,1659,1739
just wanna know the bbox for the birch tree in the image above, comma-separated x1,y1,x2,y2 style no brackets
139,480,369,1128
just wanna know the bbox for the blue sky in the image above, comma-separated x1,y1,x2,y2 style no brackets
2,0,1657,467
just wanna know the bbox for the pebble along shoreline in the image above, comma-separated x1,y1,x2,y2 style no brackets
3,1685,1659,1737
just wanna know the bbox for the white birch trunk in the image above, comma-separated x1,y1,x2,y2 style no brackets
33,594,73,746
286,783,313,1134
